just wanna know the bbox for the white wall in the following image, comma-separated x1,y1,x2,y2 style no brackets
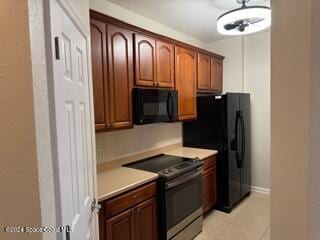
206,32,271,190
96,123,182,163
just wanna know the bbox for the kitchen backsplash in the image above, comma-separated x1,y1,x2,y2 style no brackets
96,122,182,164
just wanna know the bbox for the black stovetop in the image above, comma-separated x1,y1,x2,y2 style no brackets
124,154,202,179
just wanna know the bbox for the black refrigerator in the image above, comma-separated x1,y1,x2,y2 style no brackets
183,93,251,213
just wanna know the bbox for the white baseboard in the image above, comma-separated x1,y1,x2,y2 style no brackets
251,186,271,195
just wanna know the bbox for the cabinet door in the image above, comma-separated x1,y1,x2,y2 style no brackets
90,19,110,131
106,208,135,240
156,41,174,88
107,25,134,129
211,57,223,92
197,53,211,91
202,166,217,213
134,34,156,87
135,198,158,240
175,47,197,120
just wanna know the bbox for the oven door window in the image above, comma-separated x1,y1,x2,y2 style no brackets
165,175,202,231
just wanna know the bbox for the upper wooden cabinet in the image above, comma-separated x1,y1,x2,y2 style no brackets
211,57,223,92
134,34,174,88
197,53,211,91
197,54,224,93
156,41,174,88
90,18,134,132
107,25,134,129
134,34,156,87
90,19,110,131
175,46,197,121
90,11,224,129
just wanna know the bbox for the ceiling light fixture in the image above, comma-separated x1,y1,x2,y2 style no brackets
217,0,271,36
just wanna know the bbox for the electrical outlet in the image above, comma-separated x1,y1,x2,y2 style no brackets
98,148,105,162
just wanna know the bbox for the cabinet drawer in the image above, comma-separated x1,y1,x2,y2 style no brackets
202,155,216,170
105,182,157,218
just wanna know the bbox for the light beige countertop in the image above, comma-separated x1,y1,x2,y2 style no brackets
97,146,217,202
97,167,158,202
164,147,218,160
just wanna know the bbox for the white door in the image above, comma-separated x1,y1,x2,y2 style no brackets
48,1,98,240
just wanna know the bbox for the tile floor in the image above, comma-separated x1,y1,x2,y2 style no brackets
195,192,270,240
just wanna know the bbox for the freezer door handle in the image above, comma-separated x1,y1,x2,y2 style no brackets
240,113,246,168
231,111,242,169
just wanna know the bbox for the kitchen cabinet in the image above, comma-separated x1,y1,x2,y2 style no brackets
197,54,223,93
90,18,134,131
134,34,156,87
134,34,174,88
90,11,224,128
90,19,109,131
106,209,135,240
211,57,223,92
135,198,158,240
99,182,158,240
202,156,217,213
156,41,175,88
107,25,134,129
197,53,211,91
175,46,197,121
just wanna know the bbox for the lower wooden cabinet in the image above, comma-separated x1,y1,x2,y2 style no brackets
135,198,158,240
106,208,135,240
202,156,217,213
99,182,158,240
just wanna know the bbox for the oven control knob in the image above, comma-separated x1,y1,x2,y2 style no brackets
163,170,168,174
168,168,173,172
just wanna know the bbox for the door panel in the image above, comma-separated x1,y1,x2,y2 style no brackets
135,198,158,240
175,47,197,120
135,34,156,87
202,166,217,213
156,41,174,88
197,53,211,91
107,25,133,129
211,58,223,92
51,1,96,239
106,209,135,240
227,93,241,207
90,19,109,130
239,94,251,197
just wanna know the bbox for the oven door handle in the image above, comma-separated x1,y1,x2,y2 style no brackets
166,169,202,190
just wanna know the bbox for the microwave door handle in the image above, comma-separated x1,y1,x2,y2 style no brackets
166,169,202,190
167,92,174,120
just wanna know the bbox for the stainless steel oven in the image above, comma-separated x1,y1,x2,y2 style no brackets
125,155,203,240
165,167,203,239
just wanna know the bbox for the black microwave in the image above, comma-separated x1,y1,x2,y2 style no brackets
133,88,178,125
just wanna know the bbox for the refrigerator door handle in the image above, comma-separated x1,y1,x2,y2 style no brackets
233,111,242,169
240,113,246,168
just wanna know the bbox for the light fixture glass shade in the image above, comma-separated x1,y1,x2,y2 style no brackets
217,6,271,35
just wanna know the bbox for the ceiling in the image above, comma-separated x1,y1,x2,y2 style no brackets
108,0,270,42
